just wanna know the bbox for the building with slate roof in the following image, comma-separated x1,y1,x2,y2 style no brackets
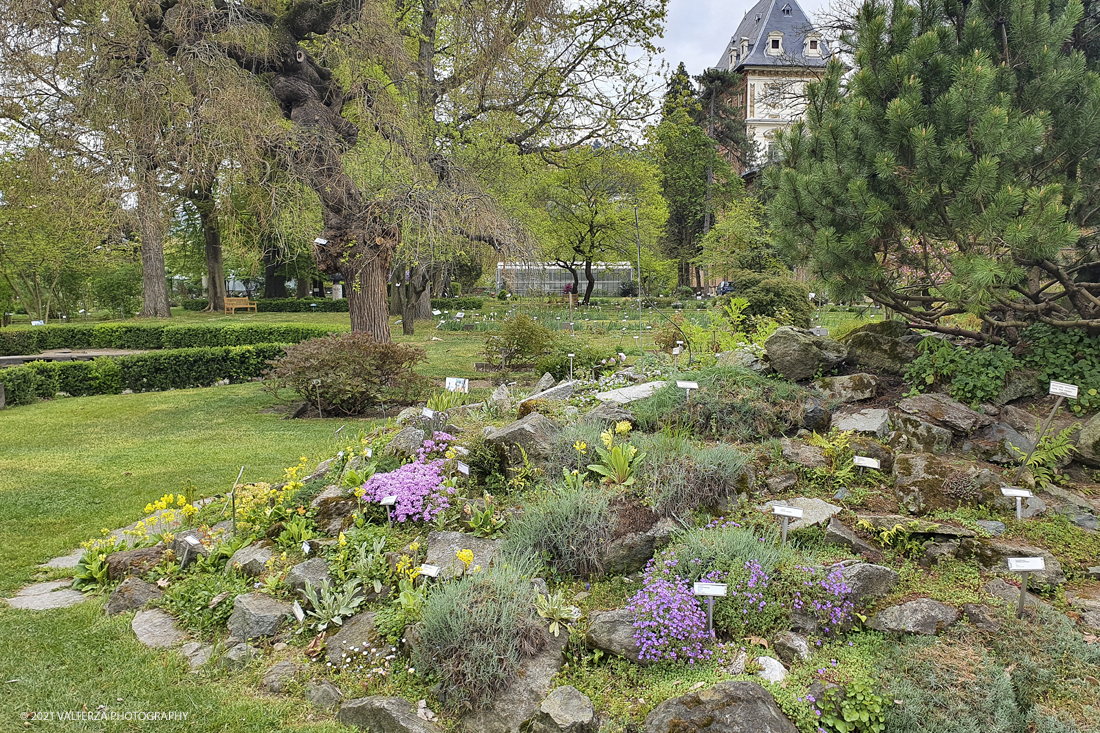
715,0,829,166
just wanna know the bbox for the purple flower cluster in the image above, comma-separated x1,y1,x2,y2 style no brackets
416,431,454,462
797,565,853,634
729,560,770,615
627,555,713,664
358,459,454,523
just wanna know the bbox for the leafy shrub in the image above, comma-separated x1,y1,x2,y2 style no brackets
1019,324,1100,414
91,263,143,317
501,486,613,577
160,570,254,636
905,339,1017,407
726,270,813,328
180,300,207,312
265,332,430,415
618,280,639,297
55,358,123,396
483,314,555,367
416,561,547,712
638,436,750,517
535,343,609,381
255,298,349,313
430,297,484,311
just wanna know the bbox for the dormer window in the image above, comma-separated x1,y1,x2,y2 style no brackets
782,4,792,15
771,39,780,50
740,38,749,58
767,31,784,55
805,33,822,57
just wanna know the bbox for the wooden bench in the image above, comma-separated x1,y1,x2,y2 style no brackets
224,297,257,314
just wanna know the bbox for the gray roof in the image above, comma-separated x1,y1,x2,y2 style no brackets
715,0,829,71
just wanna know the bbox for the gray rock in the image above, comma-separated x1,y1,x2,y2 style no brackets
1080,610,1100,630
643,681,798,733
841,564,899,605
850,437,896,473
755,656,787,683
106,546,166,581
312,485,357,536
583,402,635,425
1021,496,1047,519
766,473,798,494
889,414,953,455
962,604,1000,632
962,423,1034,464
893,454,998,514
226,592,292,641
387,427,426,460
960,541,1065,590
813,373,879,403
602,518,678,576
760,498,840,531
831,408,890,439
1065,511,1099,531
338,696,441,733
925,541,959,563
994,369,1039,406
867,598,959,635
181,641,213,670
1076,414,1100,468
303,457,335,484
308,680,345,710
522,380,577,406
486,413,561,466
764,327,847,382
976,520,1006,537
228,543,275,577
327,611,380,667
286,558,332,593
593,381,668,405
461,631,568,733
219,642,258,670
999,405,1040,442
41,550,84,569
780,438,826,469
717,349,769,374
105,577,163,616
263,661,303,693
1089,566,1100,580
824,518,877,556
132,608,186,648
771,631,810,664
801,396,832,432
897,394,994,435
531,373,556,394
425,531,501,580
5,580,88,611
585,609,643,663
491,384,513,411
395,407,422,427
522,685,596,733
841,331,916,375
985,578,1046,610
170,529,210,567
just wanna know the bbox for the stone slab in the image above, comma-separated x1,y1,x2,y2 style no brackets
594,381,667,405
132,608,187,648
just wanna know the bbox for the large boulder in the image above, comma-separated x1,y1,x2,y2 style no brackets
585,609,643,664
286,557,332,593
801,396,832,432
387,428,427,460
841,330,917,375
888,414,953,455
764,327,847,382
643,681,798,733
1076,412,1100,467
486,413,561,467
823,518,877,556
813,373,879,403
338,696,440,733
601,518,678,576
228,543,275,577
993,369,1039,406
327,612,380,667
227,592,293,641
867,598,959,635
105,577,163,616
716,349,769,374
957,541,1066,590
460,631,568,733
312,485,358,535
831,408,891,439
840,564,899,606
892,454,999,514
962,423,1034,464
425,531,501,580
107,546,165,581
521,685,596,733
897,394,994,435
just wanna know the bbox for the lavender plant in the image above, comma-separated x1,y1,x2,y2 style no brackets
627,553,714,664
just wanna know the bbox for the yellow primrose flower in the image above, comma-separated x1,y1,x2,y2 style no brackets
457,549,474,568
615,420,631,435
338,532,348,547
601,430,613,449
144,503,154,514
573,441,587,454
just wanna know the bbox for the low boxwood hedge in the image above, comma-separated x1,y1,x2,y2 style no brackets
0,344,286,407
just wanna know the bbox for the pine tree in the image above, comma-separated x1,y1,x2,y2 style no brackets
767,0,1100,342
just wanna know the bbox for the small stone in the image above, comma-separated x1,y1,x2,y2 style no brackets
831,408,890,439
105,577,163,616
780,438,826,469
985,579,1045,610
531,373,556,394
226,592,293,641
962,604,1000,632
593,381,667,405
286,557,332,593
813,373,879,403
824,518,878,556
263,661,303,693
218,642,258,670
307,680,345,710
760,498,840,531
755,656,787,683
772,631,810,664
132,609,186,648
424,531,500,581
867,598,959,635
524,685,596,733
1089,566,1100,579
185,644,213,670
395,407,421,426
841,564,899,605
585,609,644,664
1020,496,1047,519
227,543,275,577
766,473,798,494
976,520,1006,537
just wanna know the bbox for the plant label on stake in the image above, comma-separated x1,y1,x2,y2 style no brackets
692,582,728,633
380,495,397,526
292,600,306,624
456,461,470,476
853,455,880,477
1000,486,1033,521
1007,557,1045,618
314,237,328,245
1014,381,1077,482
772,505,804,545
419,564,441,579
567,353,575,381
677,380,699,406
1049,381,1079,399
302,541,311,555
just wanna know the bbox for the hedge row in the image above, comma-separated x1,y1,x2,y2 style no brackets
0,322,344,356
0,344,287,407
182,297,486,313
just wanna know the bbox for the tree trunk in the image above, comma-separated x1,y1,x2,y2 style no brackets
583,259,596,304
346,245,393,341
295,276,309,298
402,264,431,336
199,204,226,313
263,245,287,299
136,176,171,318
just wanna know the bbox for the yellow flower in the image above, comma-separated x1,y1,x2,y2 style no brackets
177,495,186,506
144,503,154,514
457,549,474,568
573,441,588,454
600,430,613,449
338,532,348,547
615,420,631,435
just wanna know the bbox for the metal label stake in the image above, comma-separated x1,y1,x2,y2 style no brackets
676,380,699,408
380,495,397,527
1007,557,1045,618
693,582,727,634
1014,381,1076,483
1000,486,1033,521
772,505,804,545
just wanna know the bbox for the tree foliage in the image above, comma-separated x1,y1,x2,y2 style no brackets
767,0,1100,342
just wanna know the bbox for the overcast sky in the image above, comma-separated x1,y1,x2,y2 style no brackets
657,0,832,77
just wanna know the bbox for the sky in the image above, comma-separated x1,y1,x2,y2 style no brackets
657,0,832,77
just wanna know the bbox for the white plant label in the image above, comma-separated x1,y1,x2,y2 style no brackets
676,380,699,390
672,347,682,355
422,407,435,418
445,377,469,393
456,461,470,476
380,496,397,506
365,448,373,458
809,293,816,300
772,505,805,519
1008,557,1046,572
313,237,328,245
693,582,728,597
184,535,201,546
853,456,881,469
31,320,44,326
302,541,311,555
1049,381,1079,399
432,309,442,316
1000,487,1033,498
567,353,575,358
419,564,441,578
292,601,306,623
456,312,465,319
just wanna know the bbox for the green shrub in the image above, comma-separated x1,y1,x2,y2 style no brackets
0,363,47,405
264,332,431,416
0,328,45,356
55,359,124,396
905,339,1018,407
1019,324,1100,414
430,297,484,311
160,323,338,348
535,343,610,381
483,314,555,367
502,486,613,577
180,300,207,312
725,271,813,328
637,436,749,518
416,561,547,712
91,263,142,318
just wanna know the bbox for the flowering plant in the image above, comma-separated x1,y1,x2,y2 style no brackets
358,460,454,523
587,422,645,487
627,554,713,663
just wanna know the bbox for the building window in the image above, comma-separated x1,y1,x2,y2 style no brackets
809,40,818,49
805,34,822,57
767,32,783,55
782,3,792,15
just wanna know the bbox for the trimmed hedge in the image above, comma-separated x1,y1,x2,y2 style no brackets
430,297,484,311
0,323,343,356
0,344,286,407
181,296,486,314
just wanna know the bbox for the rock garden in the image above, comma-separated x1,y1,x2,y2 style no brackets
7,318,1100,733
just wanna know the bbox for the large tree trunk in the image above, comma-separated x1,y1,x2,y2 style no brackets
295,276,309,298
402,264,431,336
199,203,226,312
583,258,595,304
346,243,393,341
263,245,287,299
136,175,171,318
